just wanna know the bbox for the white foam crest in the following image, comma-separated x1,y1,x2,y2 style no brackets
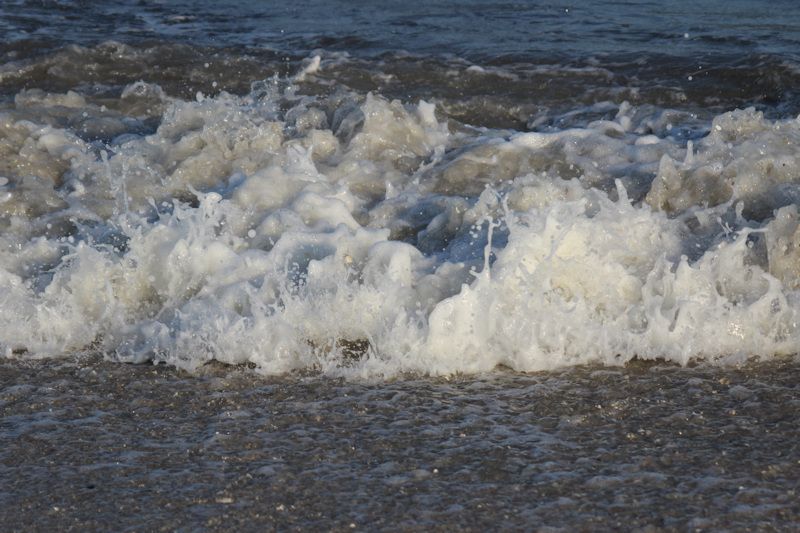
421,184,799,374
3,77,800,376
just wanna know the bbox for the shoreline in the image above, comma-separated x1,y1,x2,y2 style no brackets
2,355,798,530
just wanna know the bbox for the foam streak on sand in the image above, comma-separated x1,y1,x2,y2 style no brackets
1,66,800,376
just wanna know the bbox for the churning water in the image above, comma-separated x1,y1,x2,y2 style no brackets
0,0,799,529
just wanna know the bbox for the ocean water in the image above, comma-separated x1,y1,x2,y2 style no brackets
1,0,799,529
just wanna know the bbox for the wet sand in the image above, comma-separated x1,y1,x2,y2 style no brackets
1,355,798,531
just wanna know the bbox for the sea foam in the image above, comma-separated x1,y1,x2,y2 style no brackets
2,67,800,376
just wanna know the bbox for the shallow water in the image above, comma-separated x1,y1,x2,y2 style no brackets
2,1,800,528
1,356,799,530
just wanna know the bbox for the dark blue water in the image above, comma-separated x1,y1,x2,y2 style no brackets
2,0,799,126
3,0,800,61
